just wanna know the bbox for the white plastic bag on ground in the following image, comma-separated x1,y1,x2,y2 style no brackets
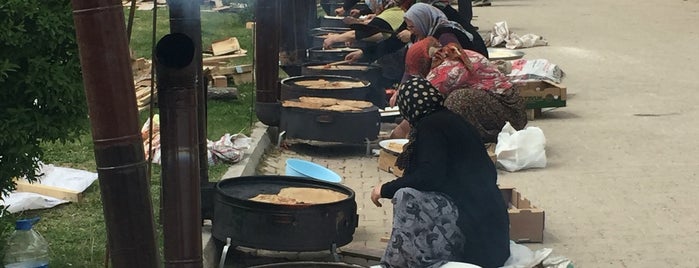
495,122,547,172
0,163,99,213
486,21,548,49
0,192,69,214
505,33,548,49
508,59,566,84
207,133,252,164
501,241,554,268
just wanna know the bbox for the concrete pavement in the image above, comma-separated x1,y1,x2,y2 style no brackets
214,0,699,267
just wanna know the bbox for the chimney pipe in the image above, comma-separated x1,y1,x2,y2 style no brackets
156,33,203,268
165,0,211,220
254,0,282,126
70,0,159,267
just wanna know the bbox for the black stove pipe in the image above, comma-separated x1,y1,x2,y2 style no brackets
165,0,212,221
254,0,282,126
156,33,203,268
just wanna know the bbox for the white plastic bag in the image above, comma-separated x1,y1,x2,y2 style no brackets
495,122,547,172
207,133,252,164
508,59,565,84
1,192,69,213
501,241,553,268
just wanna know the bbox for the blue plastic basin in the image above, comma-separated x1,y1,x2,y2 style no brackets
285,158,342,183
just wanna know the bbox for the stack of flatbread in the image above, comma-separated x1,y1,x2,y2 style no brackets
306,65,369,71
282,96,373,112
294,79,365,89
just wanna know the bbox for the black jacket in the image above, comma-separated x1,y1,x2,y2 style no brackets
381,109,510,267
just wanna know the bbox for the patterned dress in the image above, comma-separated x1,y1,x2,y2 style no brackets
381,188,465,268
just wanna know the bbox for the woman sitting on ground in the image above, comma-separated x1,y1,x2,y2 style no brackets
391,36,527,142
371,76,511,268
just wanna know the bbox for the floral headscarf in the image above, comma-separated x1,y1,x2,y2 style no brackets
405,37,474,95
395,76,445,169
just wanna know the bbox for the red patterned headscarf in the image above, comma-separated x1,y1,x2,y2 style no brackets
404,36,441,78
433,42,472,71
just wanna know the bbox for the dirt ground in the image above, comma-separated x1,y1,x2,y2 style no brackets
472,0,699,267
226,0,699,267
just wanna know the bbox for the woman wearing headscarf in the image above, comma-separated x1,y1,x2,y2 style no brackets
371,76,511,268
325,0,409,107
323,0,405,50
403,3,488,58
391,36,527,143
397,0,477,32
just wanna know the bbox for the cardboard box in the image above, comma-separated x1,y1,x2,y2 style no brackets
211,37,241,56
377,149,404,177
212,75,228,88
485,143,497,164
518,80,567,109
499,185,545,243
231,64,253,85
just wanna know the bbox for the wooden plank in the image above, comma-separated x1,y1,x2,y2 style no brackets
246,22,256,29
14,180,83,203
202,53,247,64
526,108,542,120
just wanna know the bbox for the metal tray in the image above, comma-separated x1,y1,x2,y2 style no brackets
487,48,526,60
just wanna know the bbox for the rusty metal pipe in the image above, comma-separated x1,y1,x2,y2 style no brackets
254,0,282,126
70,0,159,267
279,0,316,66
156,33,203,268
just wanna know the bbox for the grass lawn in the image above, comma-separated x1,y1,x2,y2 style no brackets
0,7,255,267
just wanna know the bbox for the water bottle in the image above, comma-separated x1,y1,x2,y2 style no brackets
3,218,49,268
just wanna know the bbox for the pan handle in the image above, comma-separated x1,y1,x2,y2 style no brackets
316,114,334,123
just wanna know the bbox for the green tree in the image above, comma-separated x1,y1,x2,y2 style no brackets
0,0,88,196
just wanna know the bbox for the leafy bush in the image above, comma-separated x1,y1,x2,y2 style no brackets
223,0,255,24
0,0,88,196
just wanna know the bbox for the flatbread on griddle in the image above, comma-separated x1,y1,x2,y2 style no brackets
298,96,339,106
337,99,373,109
282,100,325,109
249,187,348,205
321,104,361,112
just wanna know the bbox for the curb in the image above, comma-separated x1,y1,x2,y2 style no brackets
203,121,271,268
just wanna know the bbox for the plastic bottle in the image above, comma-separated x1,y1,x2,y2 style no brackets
3,218,49,268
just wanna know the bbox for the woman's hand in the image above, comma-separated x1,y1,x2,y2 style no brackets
389,89,399,107
344,50,363,63
349,9,362,17
397,30,412,43
322,35,336,49
334,7,345,16
371,184,383,207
